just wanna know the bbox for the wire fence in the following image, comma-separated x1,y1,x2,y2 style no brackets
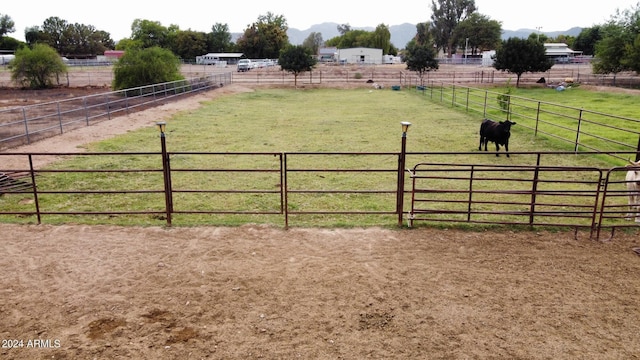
418,83,640,162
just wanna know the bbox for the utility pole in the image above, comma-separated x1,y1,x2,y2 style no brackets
535,26,543,42
465,37,469,64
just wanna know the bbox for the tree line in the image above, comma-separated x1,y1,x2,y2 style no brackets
1,1,640,88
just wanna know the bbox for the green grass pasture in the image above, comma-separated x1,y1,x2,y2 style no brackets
454,85,640,162
1,87,635,227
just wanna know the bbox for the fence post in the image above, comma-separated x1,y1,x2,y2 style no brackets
483,91,488,117
467,166,474,222
535,102,541,136
22,108,30,144
28,154,42,224
57,103,63,134
84,97,90,125
466,88,470,111
451,85,456,107
157,122,173,226
106,95,111,119
397,122,411,227
529,154,541,226
284,153,289,229
575,109,583,152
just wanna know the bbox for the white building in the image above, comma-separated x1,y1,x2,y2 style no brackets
543,43,582,63
335,47,383,65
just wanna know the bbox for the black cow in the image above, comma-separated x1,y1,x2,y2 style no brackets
478,119,516,157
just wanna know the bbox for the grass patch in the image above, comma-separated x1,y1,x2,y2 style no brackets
451,85,640,163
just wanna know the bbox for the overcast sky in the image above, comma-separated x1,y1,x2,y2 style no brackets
3,0,639,42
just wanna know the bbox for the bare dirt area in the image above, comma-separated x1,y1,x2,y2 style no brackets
1,224,639,359
2,79,640,359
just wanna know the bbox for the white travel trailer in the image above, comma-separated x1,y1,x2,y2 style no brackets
196,54,225,66
383,54,402,64
0,54,15,65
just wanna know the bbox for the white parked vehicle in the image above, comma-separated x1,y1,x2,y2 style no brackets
237,59,252,72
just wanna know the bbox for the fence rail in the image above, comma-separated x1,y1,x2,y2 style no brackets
1,150,639,240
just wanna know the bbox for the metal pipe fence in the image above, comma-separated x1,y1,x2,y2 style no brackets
0,72,232,150
229,63,640,88
419,83,640,161
1,150,638,240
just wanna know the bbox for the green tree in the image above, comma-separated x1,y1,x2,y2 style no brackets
130,19,170,49
208,23,233,52
112,46,184,90
325,29,370,48
302,32,323,55
29,17,114,57
594,4,640,81
593,23,629,84
61,23,112,57
0,13,15,38
527,32,549,44
550,34,576,48
0,14,20,51
278,45,317,87
574,26,602,56
91,30,116,52
370,24,391,54
0,36,21,51
9,43,67,89
237,13,289,59
492,37,553,87
388,43,399,56
430,0,477,57
624,33,640,73
324,26,393,52
41,16,68,52
24,26,42,45
173,30,207,61
115,38,142,51
453,13,501,55
404,39,439,85
414,22,432,45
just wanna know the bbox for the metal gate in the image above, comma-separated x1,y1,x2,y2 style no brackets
407,162,607,239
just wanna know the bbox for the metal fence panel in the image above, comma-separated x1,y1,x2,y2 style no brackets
0,73,232,149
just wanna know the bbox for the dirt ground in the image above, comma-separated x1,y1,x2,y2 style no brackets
2,82,640,359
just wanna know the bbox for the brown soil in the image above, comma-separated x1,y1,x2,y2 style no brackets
1,81,640,359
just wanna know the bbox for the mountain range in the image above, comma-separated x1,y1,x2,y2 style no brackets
234,23,583,49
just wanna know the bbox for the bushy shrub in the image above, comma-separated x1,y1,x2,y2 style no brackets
497,78,513,113
112,47,184,91
9,44,67,89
